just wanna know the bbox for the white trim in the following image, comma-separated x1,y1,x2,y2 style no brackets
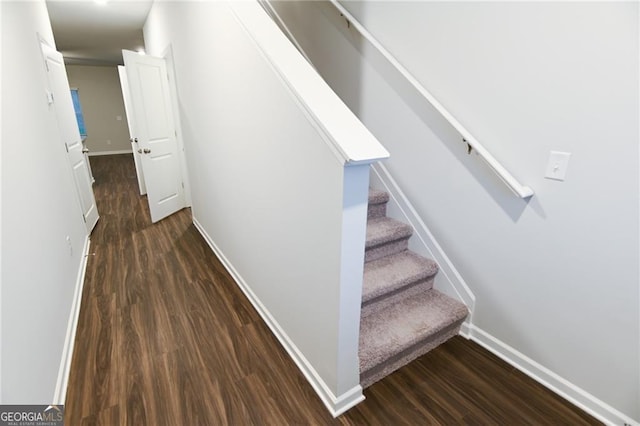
460,324,638,426
87,149,133,157
52,236,90,405
192,218,364,417
637,6,640,424
370,162,475,319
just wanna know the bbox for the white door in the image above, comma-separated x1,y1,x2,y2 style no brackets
117,66,146,195
41,43,99,233
122,50,186,223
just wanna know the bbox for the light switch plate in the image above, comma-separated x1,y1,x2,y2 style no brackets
545,151,571,181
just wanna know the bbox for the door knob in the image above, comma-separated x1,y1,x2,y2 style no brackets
134,138,138,143
143,148,151,154
137,149,142,154
82,148,89,154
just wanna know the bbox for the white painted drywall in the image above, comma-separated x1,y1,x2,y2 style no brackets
143,1,385,410
1,1,88,403
66,65,131,154
269,0,639,421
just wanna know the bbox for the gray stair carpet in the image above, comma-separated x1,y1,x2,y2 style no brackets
364,217,412,263
359,189,468,388
367,188,389,219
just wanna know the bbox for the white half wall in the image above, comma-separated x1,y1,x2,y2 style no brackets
143,1,387,415
267,1,640,423
1,1,89,403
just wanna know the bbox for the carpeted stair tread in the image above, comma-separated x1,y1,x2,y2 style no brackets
359,289,468,374
365,217,413,250
368,188,389,205
362,251,438,304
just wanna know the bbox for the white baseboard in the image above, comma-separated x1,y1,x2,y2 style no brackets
460,324,638,426
192,217,364,417
52,236,90,405
88,149,132,157
370,162,475,320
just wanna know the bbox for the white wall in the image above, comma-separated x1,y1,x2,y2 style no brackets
1,1,88,403
143,1,386,414
269,1,639,423
66,65,131,154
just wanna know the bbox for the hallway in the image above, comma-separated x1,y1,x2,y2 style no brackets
64,154,600,425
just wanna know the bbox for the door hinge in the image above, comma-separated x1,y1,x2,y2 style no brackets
181,182,184,189
82,214,86,223
64,142,69,153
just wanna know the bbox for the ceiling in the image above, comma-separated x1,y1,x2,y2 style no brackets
46,0,154,66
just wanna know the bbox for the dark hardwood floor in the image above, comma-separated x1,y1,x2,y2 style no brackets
65,154,601,425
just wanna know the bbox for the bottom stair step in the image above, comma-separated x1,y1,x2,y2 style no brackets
359,289,468,388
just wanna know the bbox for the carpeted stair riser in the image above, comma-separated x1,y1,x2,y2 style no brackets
361,278,433,319
367,203,387,219
359,188,469,389
365,217,413,248
367,189,388,219
365,217,413,263
365,240,409,263
362,251,438,303
361,251,438,318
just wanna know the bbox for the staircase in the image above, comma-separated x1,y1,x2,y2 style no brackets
359,189,468,388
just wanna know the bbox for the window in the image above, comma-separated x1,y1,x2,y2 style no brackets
70,88,87,137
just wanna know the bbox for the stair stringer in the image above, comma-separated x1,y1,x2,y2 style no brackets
370,162,475,326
